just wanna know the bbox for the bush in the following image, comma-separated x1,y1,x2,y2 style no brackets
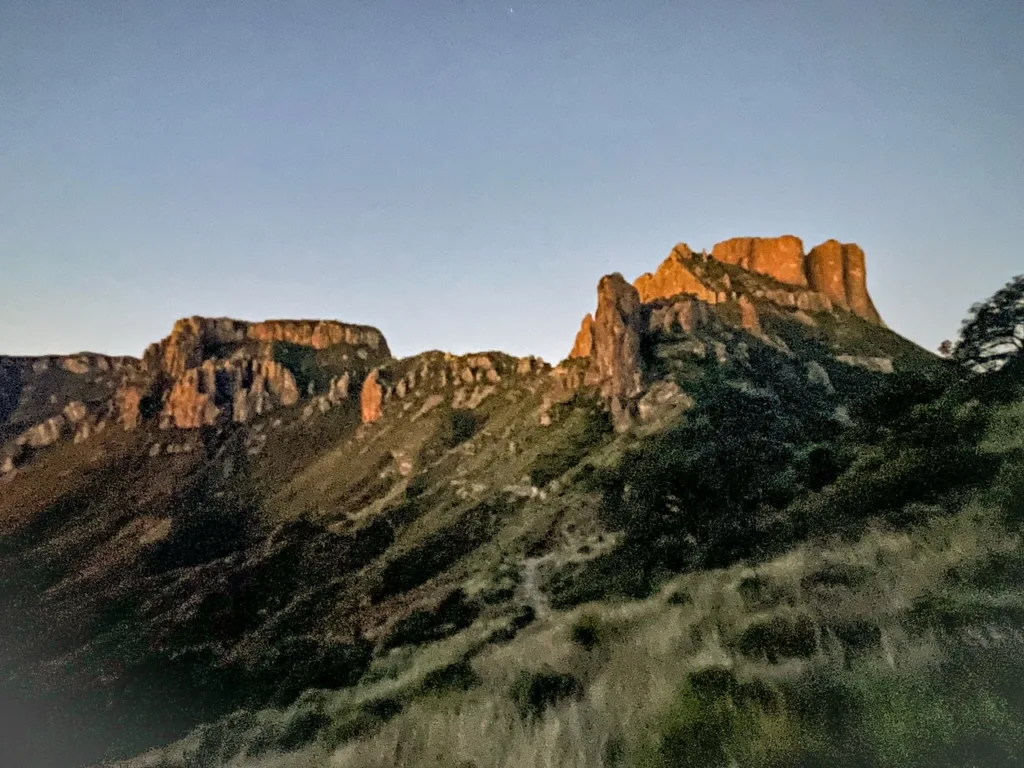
277,710,330,752
736,614,817,663
380,589,481,650
601,382,811,576
570,615,603,650
443,409,481,448
418,659,480,696
667,588,692,605
828,619,882,657
322,697,404,749
509,667,584,720
801,563,871,591
737,575,789,609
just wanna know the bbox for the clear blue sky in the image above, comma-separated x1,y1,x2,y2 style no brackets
2,1,1022,363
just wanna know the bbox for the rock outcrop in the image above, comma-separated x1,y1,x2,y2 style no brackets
132,316,389,430
561,233,891,433
360,369,385,424
584,274,644,430
248,320,387,351
359,352,549,426
806,240,882,323
632,236,881,325
712,236,808,287
1,316,390,472
158,357,301,429
144,317,389,379
634,244,724,305
569,314,595,359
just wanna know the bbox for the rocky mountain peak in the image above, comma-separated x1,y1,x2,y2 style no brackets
566,235,892,430
632,235,882,324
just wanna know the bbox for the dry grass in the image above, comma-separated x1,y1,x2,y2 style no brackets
123,501,1017,768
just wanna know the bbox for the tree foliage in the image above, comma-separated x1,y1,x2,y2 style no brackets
953,275,1024,372
600,383,817,576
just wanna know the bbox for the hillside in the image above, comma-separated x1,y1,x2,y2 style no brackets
3,236,1021,768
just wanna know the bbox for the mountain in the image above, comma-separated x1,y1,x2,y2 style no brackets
3,236,1022,768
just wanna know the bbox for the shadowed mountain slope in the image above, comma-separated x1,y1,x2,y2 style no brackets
1,237,978,768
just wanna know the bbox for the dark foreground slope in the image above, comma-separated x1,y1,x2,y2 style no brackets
5,236,1018,768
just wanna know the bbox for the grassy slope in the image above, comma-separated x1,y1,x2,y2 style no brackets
2,292,1001,768
127,366,1024,768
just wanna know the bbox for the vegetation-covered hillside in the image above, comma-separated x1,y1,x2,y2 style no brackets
2,245,1021,768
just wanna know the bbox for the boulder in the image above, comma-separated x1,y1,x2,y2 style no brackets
836,355,894,374
805,361,836,393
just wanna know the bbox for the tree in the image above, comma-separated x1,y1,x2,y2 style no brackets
953,275,1024,372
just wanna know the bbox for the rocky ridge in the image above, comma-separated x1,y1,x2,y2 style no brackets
567,235,890,430
0,235,888,472
1,318,389,476
360,352,549,425
0,234,944,768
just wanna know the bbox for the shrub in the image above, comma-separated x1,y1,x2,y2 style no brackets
737,574,789,609
688,667,737,700
570,615,603,650
418,659,480,696
667,588,692,605
736,614,817,663
322,697,404,748
509,667,584,720
801,562,871,591
828,619,882,657
489,604,536,643
277,710,330,752
443,409,481,448
380,589,481,650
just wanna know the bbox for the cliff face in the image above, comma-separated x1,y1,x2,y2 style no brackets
569,314,595,360
633,236,882,325
806,240,882,323
565,234,891,430
711,235,809,287
127,317,390,431
1,317,390,475
145,317,389,379
582,274,644,430
634,244,724,305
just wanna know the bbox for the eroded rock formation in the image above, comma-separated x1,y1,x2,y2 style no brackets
712,235,808,287
806,240,882,323
360,369,384,424
582,274,643,430
1,316,390,472
634,244,724,305
359,352,549,425
569,314,595,359
159,358,301,429
562,233,889,432
630,236,882,325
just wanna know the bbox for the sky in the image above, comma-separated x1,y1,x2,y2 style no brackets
2,0,1022,363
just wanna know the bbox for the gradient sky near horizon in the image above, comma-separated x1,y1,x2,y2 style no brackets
2,1,1022,363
